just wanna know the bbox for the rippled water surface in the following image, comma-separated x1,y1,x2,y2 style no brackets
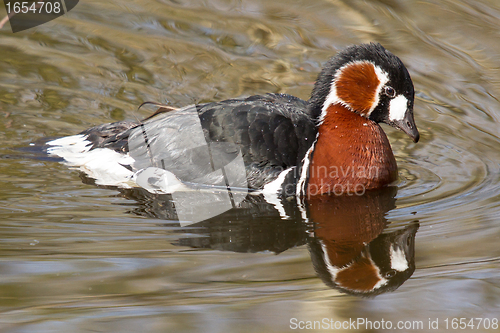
1,0,500,332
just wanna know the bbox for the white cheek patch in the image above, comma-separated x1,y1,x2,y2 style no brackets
390,246,409,272
389,95,408,121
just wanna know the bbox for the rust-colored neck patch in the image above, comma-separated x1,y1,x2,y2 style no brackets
336,257,381,292
336,61,380,115
307,104,397,196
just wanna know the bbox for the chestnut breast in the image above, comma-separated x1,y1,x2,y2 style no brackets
307,104,397,196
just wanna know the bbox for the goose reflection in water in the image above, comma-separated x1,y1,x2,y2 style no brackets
117,185,418,297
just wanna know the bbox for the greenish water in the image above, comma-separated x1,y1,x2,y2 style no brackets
1,0,500,332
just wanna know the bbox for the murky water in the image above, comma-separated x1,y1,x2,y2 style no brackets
1,0,500,332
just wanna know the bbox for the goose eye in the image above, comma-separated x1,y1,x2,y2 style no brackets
385,270,396,278
384,86,396,98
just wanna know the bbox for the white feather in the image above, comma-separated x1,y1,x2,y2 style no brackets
47,135,135,188
261,167,294,219
389,95,408,121
390,246,409,272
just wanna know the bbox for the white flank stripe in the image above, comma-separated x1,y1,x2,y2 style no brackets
295,133,319,222
296,132,318,198
261,167,294,219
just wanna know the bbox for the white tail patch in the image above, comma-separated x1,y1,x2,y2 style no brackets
47,135,92,155
47,135,136,188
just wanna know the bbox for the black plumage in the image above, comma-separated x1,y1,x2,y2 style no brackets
86,93,317,189
66,43,418,192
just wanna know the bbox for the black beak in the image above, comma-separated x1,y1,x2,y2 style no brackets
392,109,419,143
